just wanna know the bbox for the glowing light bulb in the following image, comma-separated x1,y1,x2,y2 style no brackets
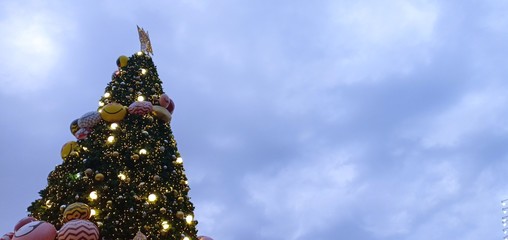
90,209,97,216
162,221,170,230
141,68,147,75
176,157,183,164
98,101,104,107
104,92,111,98
110,123,118,130
185,215,193,224
45,200,52,207
107,136,115,143
183,237,190,240
137,95,145,101
137,51,143,56
139,149,147,155
118,173,126,180
148,194,157,202
83,147,88,151
89,191,98,200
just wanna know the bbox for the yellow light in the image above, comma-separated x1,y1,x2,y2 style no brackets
137,95,145,101
118,173,126,180
98,101,105,107
90,209,97,216
45,200,52,207
183,237,190,240
137,51,143,56
141,68,147,75
98,108,103,113
148,193,157,202
176,157,183,164
139,149,147,155
162,221,170,230
83,147,88,151
185,215,193,224
89,191,98,200
104,92,111,98
110,123,118,130
107,136,115,143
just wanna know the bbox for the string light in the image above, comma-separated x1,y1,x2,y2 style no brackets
141,68,147,75
185,215,193,224
98,101,105,107
107,136,115,143
110,123,118,130
137,95,145,101
118,173,126,181
183,237,190,240
139,149,147,155
162,221,170,230
89,191,98,200
148,194,157,202
137,51,143,56
176,157,183,164
104,92,111,98
90,209,97,216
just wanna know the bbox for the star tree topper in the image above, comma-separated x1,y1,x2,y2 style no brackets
137,25,153,55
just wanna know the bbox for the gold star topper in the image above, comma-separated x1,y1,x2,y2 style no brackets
137,25,153,55
133,230,147,240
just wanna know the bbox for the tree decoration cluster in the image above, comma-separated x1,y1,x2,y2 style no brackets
17,50,201,239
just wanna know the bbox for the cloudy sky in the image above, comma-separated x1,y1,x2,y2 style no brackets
1,0,508,239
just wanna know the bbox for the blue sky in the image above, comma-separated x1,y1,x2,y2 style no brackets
1,0,508,239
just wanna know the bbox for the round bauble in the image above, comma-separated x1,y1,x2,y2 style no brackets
12,221,56,240
198,236,214,240
176,211,184,219
128,101,153,115
14,217,36,232
116,55,129,68
152,105,172,123
1,232,14,240
63,202,91,223
84,169,93,176
94,173,104,181
75,128,91,140
78,111,101,128
70,119,80,135
100,103,127,122
57,220,99,240
166,98,175,114
158,93,171,108
131,154,140,161
61,141,79,160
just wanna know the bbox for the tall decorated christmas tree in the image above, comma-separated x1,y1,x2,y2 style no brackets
26,27,201,240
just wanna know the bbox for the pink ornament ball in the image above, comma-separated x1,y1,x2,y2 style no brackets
14,217,36,231
13,221,56,240
78,111,101,128
128,101,153,115
198,236,214,240
166,98,175,114
1,232,14,240
57,220,99,240
159,93,171,108
74,128,92,140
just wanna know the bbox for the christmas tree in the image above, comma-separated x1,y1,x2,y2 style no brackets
27,27,200,240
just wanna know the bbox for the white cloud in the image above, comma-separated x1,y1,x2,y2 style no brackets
244,148,364,239
0,1,73,95
410,87,508,148
326,0,439,84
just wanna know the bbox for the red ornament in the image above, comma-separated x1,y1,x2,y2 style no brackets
166,98,175,114
12,221,56,240
14,217,36,232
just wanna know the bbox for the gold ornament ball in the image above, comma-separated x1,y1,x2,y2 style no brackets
153,175,161,181
116,55,129,67
131,154,140,160
178,196,184,202
95,173,105,181
112,151,119,157
85,169,93,176
176,211,185,219
160,208,167,214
